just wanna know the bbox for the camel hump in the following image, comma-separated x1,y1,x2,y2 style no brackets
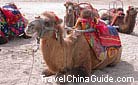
41,11,63,24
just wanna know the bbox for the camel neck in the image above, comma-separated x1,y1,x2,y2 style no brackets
124,13,136,30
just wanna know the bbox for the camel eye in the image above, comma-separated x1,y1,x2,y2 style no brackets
28,24,34,28
44,21,50,27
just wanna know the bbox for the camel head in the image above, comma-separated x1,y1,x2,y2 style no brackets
112,6,138,34
126,6,138,17
114,6,138,24
64,1,77,15
25,17,45,37
25,11,63,39
80,9,93,18
80,8,97,23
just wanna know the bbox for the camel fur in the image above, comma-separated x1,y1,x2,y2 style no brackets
25,11,122,82
101,6,138,34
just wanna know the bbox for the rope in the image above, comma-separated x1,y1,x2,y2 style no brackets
27,49,35,85
27,43,39,85
65,26,95,33
136,17,138,26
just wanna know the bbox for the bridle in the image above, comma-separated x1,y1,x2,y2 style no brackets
29,19,60,45
67,4,74,15
35,19,59,38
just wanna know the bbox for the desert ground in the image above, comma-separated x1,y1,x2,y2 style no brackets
0,1,138,85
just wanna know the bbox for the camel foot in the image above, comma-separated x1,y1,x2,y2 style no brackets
41,69,55,77
108,61,120,67
70,67,89,78
108,56,121,67
55,67,89,84
107,64,117,67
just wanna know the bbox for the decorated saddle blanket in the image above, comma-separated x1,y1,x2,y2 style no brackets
80,18,122,61
1,4,26,36
0,8,8,40
80,18,121,47
94,20,121,47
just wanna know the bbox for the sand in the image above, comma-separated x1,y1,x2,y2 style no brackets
0,1,138,85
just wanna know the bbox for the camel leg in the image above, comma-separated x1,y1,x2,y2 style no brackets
42,69,55,77
108,48,122,67
55,54,92,83
108,53,121,66
55,66,89,83
71,66,89,78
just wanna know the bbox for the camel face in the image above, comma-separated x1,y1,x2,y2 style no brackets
64,1,76,14
65,3,74,15
25,18,59,39
114,6,138,34
25,20,41,37
127,7,138,16
115,7,138,24
26,11,63,39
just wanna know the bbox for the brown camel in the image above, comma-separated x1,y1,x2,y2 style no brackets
25,11,122,82
64,1,77,27
64,1,99,27
101,6,138,34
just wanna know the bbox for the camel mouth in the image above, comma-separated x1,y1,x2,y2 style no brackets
67,6,74,15
25,28,36,37
135,7,138,12
68,9,74,15
25,23,38,37
129,10,137,15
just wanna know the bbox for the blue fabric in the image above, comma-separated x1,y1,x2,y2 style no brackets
107,25,118,36
3,5,20,15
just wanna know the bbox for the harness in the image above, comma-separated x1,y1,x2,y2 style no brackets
35,19,60,45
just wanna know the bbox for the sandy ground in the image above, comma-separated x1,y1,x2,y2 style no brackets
0,1,138,85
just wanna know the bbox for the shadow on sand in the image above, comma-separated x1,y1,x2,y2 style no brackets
56,61,138,85
0,37,34,47
130,32,138,37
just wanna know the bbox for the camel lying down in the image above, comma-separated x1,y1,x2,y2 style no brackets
25,11,122,83
100,6,138,34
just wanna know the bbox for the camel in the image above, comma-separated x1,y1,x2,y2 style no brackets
64,1,99,27
64,1,77,27
25,11,122,83
100,6,138,34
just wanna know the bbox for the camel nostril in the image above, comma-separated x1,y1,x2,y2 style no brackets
68,9,72,12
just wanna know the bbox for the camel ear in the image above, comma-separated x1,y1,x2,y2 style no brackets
64,3,66,6
58,18,63,24
35,16,41,19
59,19,63,24
64,3,69,7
